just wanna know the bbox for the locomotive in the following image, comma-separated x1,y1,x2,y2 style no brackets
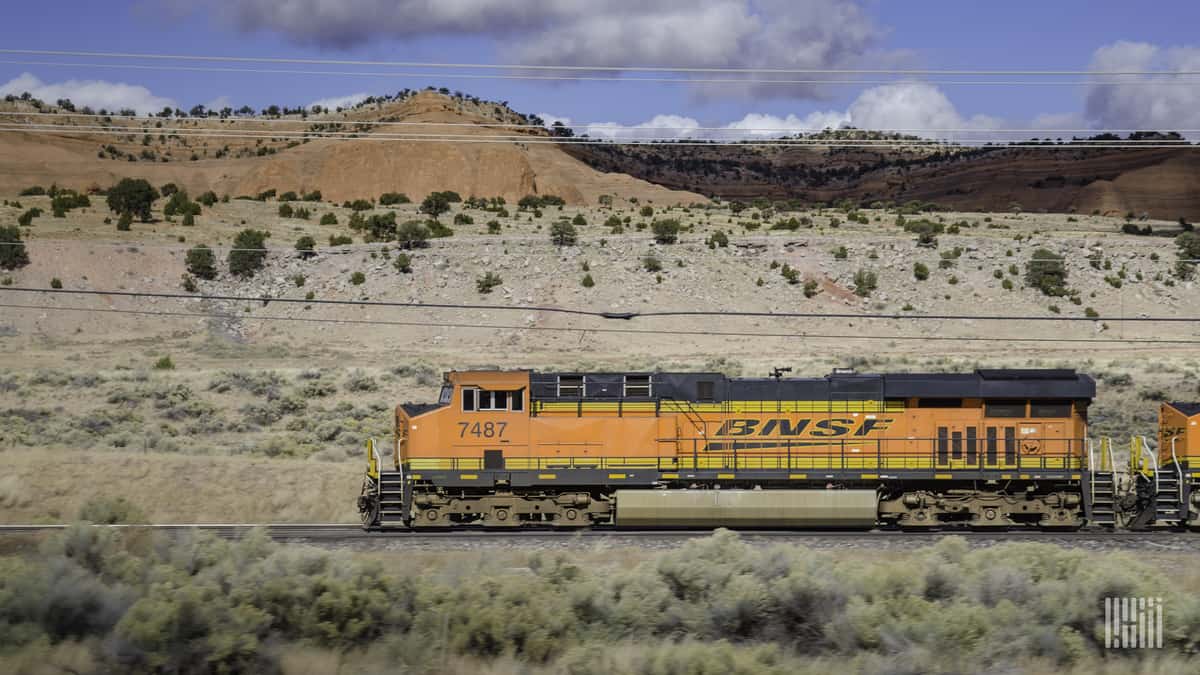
357,368,1199,530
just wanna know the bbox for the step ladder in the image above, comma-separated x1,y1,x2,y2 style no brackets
1089,471,1118,527
378,470,409,528
1086,438,1117,527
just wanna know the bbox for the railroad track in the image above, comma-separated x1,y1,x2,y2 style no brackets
1,524,1197,542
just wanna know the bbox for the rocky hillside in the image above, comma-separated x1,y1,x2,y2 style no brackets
562,141,1200,221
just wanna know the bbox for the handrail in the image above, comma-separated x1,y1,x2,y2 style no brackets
1104,437,1116,474
1140,435,1159,495
1087,437,1096,472
1171,437,1185,500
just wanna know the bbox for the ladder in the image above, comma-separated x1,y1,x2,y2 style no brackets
1086,438,1117,527
377,470,409,528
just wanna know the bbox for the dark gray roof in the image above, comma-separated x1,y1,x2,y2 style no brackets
531,369,1095,402
1169,402,1200,417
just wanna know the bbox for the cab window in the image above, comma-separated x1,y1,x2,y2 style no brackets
462,388,525,412
1030,400,1071,418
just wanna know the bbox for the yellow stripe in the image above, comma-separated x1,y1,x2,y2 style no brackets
789,473,807,479
1071,473,1081,480
1019,474,1031,479
717,473,735,479
934,473,953,479
660,473,679,479
537,473,556,480
1000,474,1012,479
459,474,478,480
608,473,626,479
860,473,878,479
538,400,906,414
409,474,422,480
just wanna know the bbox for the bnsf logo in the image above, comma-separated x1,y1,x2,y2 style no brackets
715,418,893,438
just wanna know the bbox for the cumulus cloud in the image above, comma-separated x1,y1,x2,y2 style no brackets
202,0,887,100
1084,40,1200,132
308,92,370,111
0,72,176,114
543,82,1007,141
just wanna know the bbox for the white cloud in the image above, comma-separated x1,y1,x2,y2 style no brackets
543,82,1006,141
845,82,1002,135
0,72,176,114
308,92,370,111
1084,40,1200,132
203,0,887,101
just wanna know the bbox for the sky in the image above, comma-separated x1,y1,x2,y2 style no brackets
1,1,1199,138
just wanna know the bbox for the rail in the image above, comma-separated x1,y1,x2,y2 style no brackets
408,435,1088,473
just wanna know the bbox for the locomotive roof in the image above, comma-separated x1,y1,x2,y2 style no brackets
1168,401,1200,417
528,368,1095,401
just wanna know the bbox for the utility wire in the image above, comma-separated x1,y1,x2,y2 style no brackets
5,120,1193,146
3,49,1198,76
3,302,1198,346
3,287,1198,324
4,111,1197,136
2,59,1197,88
3,126,1193,148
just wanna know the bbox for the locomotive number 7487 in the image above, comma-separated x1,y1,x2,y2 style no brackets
457,422,507,438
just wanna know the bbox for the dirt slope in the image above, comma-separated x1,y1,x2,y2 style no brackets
0,91,703,205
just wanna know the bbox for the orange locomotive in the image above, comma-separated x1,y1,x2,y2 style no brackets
358,368,1114,529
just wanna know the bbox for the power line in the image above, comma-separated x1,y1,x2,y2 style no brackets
3,48,1198,76
9,108,1200,133
3,286,1198,324
4,302,1199,347
9,110,1200,135
3,59,1198,88
8,120,1192,147
3,126,1194,149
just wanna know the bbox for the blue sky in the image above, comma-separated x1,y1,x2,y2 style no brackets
1,1,1198,135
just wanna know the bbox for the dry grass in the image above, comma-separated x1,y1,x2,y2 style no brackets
0,450,360,523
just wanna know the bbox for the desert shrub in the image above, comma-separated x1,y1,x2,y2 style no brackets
18,185,45,196
18,207,41,227
364,211,398,241
228,229,269,277
581,273,595,288
1025,248,1069,296
453,213,474,225
197,190,218,207
350,271,366,285
329,234,353,246
0,225,31,270
914,262,929,280
278,202,294,218
396,221,431,249
163,191,201,218
379,192,410,205
153,356,174,370
295,236,316,258
651,219,681,244
572,213,587,226
642,255,662,272
77,496,146,524
116,212,133,231
319,212,338,226
106,178,159,221
550,220,578,246
207,370,283,398
853,269,878,297
180,273,198,292
420,192,451,220
344,369,379,392
1176,231,1200,279
487,220,502,234
50,277,63,289
426,220,454,238
395,253,412,273
476,271,503,294
185,244,217,279
707,230,729,248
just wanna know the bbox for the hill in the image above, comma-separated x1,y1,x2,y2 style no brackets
0,90,704,206
562,140,1200,220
